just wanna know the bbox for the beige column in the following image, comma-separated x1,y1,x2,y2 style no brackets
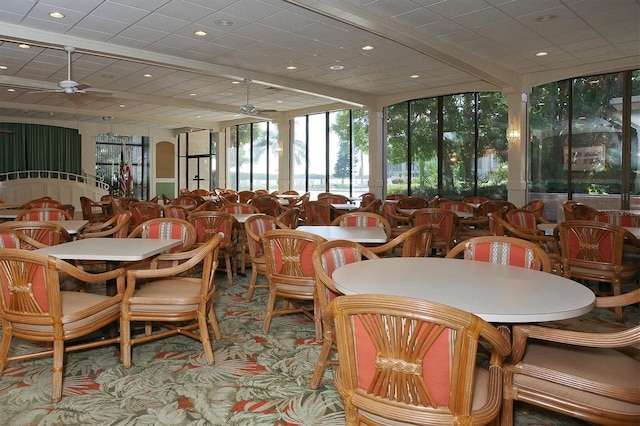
505,91,529,206
367,108,385,199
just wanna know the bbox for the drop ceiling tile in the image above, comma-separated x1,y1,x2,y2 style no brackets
65,27,116,43
220,0,281,21
20,16,74,33
75,15,131,34
135,13,191,33
109,0,172,11
91,1,149,24
259,10,316,31
392,8,441,27
155,0,217,22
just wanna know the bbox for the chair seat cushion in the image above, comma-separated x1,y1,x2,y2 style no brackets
514,341,640,415
13,292,119,333
129,278,202,312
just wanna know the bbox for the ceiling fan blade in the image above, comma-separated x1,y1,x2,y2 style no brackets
75,83,93,91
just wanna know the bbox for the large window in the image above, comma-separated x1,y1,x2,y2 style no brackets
387,92,508,199
292,109,369,198
228,121,279,191
96,134,147,199
530,69,639,218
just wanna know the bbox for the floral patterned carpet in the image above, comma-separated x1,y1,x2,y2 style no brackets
0,269,634,425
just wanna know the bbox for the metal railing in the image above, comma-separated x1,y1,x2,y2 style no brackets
0,170,110,191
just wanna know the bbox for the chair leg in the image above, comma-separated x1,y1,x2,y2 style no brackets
207,303,222,341
225,255,233,286
198,310,215,365
51,339,64,402
245,265,259,302
310,331,334,389
262,290,277,333
120,316,132,369
0,327,12,375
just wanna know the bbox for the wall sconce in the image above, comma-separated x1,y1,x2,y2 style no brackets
506,124,520,143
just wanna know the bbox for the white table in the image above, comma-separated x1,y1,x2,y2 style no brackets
52,219,89,236
332,203,359,210
332,257,595,323
36,237,182,262
231,213,264,223
297,225,387,244
0,209,20,219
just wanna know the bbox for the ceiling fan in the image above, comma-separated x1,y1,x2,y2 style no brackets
29,46,112,96
240,79,277,116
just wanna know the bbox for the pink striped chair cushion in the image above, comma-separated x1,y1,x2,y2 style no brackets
466,240,541,269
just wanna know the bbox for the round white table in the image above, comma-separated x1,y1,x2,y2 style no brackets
332,257,595,323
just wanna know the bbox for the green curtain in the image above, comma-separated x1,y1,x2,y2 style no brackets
0,123,27,173
1,123,81,174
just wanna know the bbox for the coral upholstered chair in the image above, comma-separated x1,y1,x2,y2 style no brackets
446,235,552,273
120,234,223,369
243,214,288,302
310,239,379,389
330,211,392,241
261,229,326,341
188,211,238,286
0,249,125,402
16,208,72,221
330,294,510,425
501,288,640,426
555,220,639,320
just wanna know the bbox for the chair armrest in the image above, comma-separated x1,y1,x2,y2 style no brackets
54,258,126,294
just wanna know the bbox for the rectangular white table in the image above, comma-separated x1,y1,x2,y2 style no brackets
52,219,89,236
36,238,182,295
297,225,387,244
231,213,264,223
331,203,359,210
332,257,595,323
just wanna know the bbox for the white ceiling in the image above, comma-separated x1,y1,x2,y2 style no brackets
0,0,638,130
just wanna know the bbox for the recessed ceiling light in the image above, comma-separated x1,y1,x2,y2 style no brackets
18,44,30,49
231,81,240,84
535,14,557,22
196,115,201,118
215,19,235,26
286,65,298,70
189,93,197,96
361,45,374,51
410,74,420,79
119,104,126,108
7,88,15,92
0,65,7,70
330,65,344,70
143,73,152,78
194,30,207,36
535,51,548,56
277,100,283,104
49,11,65,19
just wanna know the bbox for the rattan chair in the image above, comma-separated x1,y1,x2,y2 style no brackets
0,249,125,402
16,207,72,221
397,196,429,209
368,224,433,258
0,221,71,249
80,196,107,224
331,294,511,425
446,235,552,273
303,201,339,225
261,229,326,340
276,207,300,229
243,214,285,302
127,218,196,270
501,288,640,426
120,234,223,369
250,195,283,217
129,201,164,229
330,211,392,241
487,213,562,274
505,208,545,235
555,220,639,320
188,211,238,286
382,201,412,238
410,208,458,255
163,204,191,220
310,239,379,389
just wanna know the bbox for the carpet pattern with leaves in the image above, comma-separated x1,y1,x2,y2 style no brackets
0,269,634,425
